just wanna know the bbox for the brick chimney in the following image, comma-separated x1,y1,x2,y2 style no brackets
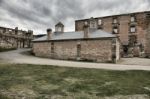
83,22,89,38
47,28,52,40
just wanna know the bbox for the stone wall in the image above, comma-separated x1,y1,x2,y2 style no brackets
145,24,150,57
33,38,119,63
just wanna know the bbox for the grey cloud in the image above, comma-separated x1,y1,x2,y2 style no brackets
0,0,150,34
0,0,3,5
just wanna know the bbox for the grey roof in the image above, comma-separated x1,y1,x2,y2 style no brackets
33,29,116,42
55,22,64,27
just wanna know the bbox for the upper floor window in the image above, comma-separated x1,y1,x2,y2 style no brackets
98,19,102,25
113,18,118,24
84,21,88,25
130,26,136,33
90,17,97,28
113,27,119,34
131,16,135,22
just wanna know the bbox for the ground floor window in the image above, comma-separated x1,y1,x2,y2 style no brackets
77,44,81,57
51,42,54,53
129,35,137,46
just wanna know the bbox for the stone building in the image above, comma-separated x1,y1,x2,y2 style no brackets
32,22,120,63
0,26,33,49
75,11,150,57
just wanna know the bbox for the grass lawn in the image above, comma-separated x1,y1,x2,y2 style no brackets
0,64,150,99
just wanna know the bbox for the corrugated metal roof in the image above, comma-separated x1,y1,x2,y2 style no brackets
33,29,116,42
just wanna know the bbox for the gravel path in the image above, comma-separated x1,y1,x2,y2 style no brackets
0,49,150,71
118,58,150,66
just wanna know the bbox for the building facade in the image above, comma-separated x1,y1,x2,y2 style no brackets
32,22,120,63
75,11,150,57
0,26,33,49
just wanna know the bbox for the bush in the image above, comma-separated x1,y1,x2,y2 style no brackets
0,47,17,52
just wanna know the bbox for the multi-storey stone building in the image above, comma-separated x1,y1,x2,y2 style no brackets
32,22,120,63
75,11,150,57
0,26,33,49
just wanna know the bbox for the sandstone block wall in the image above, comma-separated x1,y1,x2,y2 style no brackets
33,39,119,63
145,24,150,57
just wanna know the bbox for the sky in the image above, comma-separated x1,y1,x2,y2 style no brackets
0,0,150,35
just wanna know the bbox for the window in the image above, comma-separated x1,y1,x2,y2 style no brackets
113,27,119,34
113,18,117,24
51,42,54,53
113,28,118,33
90,17,97,28
131,16,135,22
77,44,81,57
90,21,96,28
56,27,62,32
84,21,88,25
98,19,102,25
129,35,137,46
130,26,136,33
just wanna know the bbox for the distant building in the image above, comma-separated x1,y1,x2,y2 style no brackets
32,22,120,63
0,26,33,48
75,11,150,57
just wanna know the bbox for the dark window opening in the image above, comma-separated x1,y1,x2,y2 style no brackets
77,44,81,57
51,42,54,53
129,35,137,46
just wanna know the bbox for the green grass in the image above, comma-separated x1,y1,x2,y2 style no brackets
0,64,150,98
0,47,16,52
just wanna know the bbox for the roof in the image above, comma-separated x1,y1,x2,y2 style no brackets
55,22,64,27
33,29,116,42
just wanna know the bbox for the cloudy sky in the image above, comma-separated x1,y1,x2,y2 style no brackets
0,0,150,34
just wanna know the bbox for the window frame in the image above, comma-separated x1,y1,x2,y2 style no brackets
113,18,118,24
130,16,136,22
98,19,102,25
130,26,136,33
51,42,54,54
112,26,119,34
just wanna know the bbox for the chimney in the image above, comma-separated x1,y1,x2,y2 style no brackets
83,22,89,38
47,28,52,40
15,27,18,35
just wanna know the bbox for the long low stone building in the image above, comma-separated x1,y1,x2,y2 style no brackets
32,22,120,63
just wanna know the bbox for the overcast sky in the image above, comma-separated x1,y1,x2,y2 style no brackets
0,0,150,34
